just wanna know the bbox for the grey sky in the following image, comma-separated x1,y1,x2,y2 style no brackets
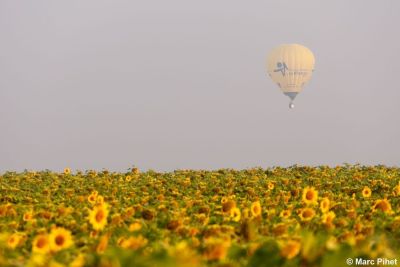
1,1,399,172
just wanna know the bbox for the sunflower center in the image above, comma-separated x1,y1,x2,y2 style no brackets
303,210,312,217
377,202,389,211
306,191,314,200
55,235,65,246
37,238,46,248
96,210,105,222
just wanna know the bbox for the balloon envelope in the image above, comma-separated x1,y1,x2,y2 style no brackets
267,44,315,97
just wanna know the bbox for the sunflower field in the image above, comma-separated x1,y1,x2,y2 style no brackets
1,165,400,267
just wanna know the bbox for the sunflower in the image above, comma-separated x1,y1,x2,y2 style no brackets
280,240,301,259
302,187,318,205
280,209,291,219
23,211,34,222
362,186,372,198
123,207,135,218
49,227,73,252
142,209,155,220
320,198,330,213
267,182,275,190
32,234,50,254
87,193,97,205
166,219,182,231
63,168,71,175
89,203,109,231
230,207,241,222
372,199,393,214
321,211,336,225
7,233,22,249
222,200,236,213
299,208,315,222
250,201,262,217
132,167,140,174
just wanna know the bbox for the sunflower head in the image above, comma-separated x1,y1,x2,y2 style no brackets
267,182,275,190
63,168,71,175
299,208,316,222
23,211,34,222
250,201,262,217
372,199,392,214
230,207,241,222
131,167,140,175
49,227,73,252
280,209,291,219
32,234,50,254
302,187,318,205
222,200,236,213
88,193,97,205
166,219,182,231
124,207,135,218
320,198,330,213
7,233,23,249
322,211,336,225
141,209,155,220
89,203,109,231
362,186,372,198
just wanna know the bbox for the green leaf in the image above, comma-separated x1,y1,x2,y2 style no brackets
248,240,284,267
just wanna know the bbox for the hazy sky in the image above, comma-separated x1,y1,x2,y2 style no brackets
1,1,399,172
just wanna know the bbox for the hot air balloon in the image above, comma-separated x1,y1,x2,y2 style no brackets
267,44,315,109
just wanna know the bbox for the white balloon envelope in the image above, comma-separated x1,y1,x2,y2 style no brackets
267,44,315,108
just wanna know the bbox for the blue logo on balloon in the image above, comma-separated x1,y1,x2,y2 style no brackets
274,62,288,76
